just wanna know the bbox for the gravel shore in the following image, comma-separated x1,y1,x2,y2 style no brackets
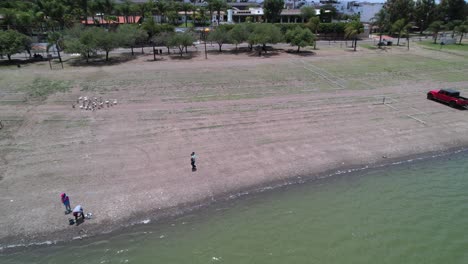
1,47,468,250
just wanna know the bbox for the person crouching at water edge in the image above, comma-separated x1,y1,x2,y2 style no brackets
73,205,85,223
61,193,72,214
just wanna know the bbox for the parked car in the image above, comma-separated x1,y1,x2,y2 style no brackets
427,89,468,108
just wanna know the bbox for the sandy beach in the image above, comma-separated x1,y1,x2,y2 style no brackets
1,43,468,249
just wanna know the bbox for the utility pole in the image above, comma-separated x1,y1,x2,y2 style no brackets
203,28,210,60
204,37,207,59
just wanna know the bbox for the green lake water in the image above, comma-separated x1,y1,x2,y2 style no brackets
3,151,468,264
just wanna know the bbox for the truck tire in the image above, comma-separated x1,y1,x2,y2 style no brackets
427,93,433,100
449,101,457,108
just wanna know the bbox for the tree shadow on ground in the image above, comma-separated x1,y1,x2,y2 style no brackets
205,46,283,58
168,51,199,60
344,48,362,52
429,99,467,110
244,45,282,58
120,51,146,57
247,50,282,58
0,58,48,67
207,47,254,55
145,57,168,62
285,49,316,56
68,54,138,67
75,217,85,226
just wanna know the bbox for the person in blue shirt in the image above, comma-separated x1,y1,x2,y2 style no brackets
60,193,71,213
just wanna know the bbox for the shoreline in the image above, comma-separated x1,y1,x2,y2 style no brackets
2,48,468,255
2,145,467,253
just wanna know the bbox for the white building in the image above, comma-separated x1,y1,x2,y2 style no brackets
334,1,384,23
126,0,383,23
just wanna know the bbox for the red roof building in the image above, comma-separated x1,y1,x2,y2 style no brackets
81,16,142,25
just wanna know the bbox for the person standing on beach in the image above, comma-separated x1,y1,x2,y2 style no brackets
191,152,197,170
72,205,85,223
60,193,71,213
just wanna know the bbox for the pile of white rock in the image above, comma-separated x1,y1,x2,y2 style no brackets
73,96,118,111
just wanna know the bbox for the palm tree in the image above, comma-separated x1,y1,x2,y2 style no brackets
300,6,316,22
207,0,226,25
102,0,115,25
194,6,208,26
47,31,63,62
446,20,462,38
80,0,89,25
214,0,226,24
135,0,148,19
345,20,364,51
181,3,193,27
0,8,16,30
155,0,168,24
93,0,106,24
402,23,412,50
371,9,389,47
392,19,408,46
88,0,100,24
306,17,320,49
207,0,214,24
36,0,67,29
118,0,133,23
144,0,156,17
455,24,467,45
168,1,181,25
130,2,139,23
103,0,115,14
428,21,444,44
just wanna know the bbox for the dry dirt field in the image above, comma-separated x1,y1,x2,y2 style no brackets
1,43,468,248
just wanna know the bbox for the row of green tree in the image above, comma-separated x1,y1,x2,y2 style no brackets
426,20,468,44
373,6,468,46
0,30,32,61
0,0,230,33
0,0,347,32
377,0,467,34
62,23,311,60
2,0,467,35
0,19,366,62
371,0,467,44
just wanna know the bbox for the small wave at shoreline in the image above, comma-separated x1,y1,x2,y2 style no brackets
2,147,468,253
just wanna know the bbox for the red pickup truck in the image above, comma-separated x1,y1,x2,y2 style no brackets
427,89,468,108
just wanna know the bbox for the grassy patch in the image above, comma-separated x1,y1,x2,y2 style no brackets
189,124,225,130
360,44,377,50
317,53,468,85
344,79,368,90
3,47,467,106
257,138,275,145
417,41,468,51
24,78,72,100
98,51,467,102
65,119,89,129
190,93,266,102
79,78,142,92
430,71,468,82
0,100,26,105
176,22,195,28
